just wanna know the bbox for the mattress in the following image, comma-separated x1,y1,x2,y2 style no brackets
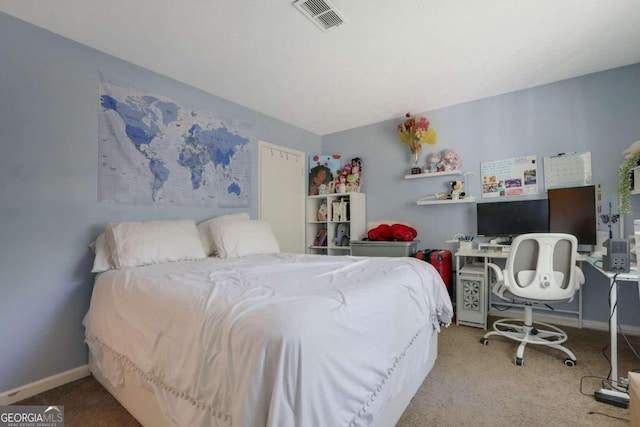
83,253,453,426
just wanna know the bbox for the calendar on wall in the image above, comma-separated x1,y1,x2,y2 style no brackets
543,152,592,190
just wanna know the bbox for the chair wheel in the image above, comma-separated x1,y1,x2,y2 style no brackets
564,358,576,367
480,337,489,345
531,328,539,335
515,357,524,366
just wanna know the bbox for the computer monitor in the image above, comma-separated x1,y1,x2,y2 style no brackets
548,185,596,251
476,199,550,241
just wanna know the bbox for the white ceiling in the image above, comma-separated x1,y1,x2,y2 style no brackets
1,0,640,135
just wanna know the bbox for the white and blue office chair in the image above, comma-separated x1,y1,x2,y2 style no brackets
480,233,585,366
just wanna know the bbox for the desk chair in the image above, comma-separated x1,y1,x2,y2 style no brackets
480,233,585,366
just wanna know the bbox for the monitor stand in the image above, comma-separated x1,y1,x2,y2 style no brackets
489,236,513,245
577,243,594,255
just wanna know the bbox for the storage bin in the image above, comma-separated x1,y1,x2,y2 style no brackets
350,240,419,257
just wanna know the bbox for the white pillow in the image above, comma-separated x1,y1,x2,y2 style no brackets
105,220,207,268
89,233,115,273
197,212,250,256
210,220,280,258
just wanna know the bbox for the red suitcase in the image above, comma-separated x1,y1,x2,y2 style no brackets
415,249,453,295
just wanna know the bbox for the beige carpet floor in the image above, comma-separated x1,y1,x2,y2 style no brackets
398,320,637,426
16,320,639,426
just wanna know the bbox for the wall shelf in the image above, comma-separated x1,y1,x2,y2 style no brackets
416,196,476,206
404,170,462,180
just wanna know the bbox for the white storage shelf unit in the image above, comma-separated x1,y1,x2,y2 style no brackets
306,192,366,255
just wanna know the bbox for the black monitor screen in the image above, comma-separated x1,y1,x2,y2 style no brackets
548,185,596,246
476,199,549,237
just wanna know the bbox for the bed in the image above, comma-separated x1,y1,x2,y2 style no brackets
83,219,453,427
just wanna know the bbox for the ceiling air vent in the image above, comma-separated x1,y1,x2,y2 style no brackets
293,0,348,31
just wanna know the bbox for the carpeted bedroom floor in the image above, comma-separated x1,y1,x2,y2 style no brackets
16,319,639,426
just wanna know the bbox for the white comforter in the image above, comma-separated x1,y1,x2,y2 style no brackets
84,253,453,427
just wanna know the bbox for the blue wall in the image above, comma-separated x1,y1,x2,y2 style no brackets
0,12,321,393
322,63,640,328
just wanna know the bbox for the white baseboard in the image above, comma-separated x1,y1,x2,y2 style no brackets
581,319,640,336
0,365,90,405
488,308,640,336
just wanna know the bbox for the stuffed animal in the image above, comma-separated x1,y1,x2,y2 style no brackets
334,223,350,246
335,164,351,188
439,149,462,171
449,180,466,200
391,223,417,242
314,228,328,246
368,223,393,241
317,200,328,221
425,152,441,173
346,172,359,191
349,158,362,191
366,223,417,241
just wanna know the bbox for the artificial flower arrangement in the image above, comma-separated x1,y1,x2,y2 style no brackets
397,112,438,153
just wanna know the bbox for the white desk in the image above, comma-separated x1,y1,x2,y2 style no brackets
454,248,584,329
584,257,638,404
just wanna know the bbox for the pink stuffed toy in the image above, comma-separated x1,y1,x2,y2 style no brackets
438,149,462,171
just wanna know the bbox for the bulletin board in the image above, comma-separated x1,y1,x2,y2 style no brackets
543,152,592,190
480,155,538,198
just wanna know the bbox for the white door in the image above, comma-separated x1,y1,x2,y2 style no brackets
259,141,305,253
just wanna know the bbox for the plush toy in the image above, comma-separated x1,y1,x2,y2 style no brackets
335,163,351,187
439,149,462,171
425,152,441,173
334,223,350,246
391,223,417,242
314,228,328,246
346,172,359,190
317,200,328,221
349,157,362,191
449,180,466,200
367,223,418,241
347,173,359,188
367,224,394,241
